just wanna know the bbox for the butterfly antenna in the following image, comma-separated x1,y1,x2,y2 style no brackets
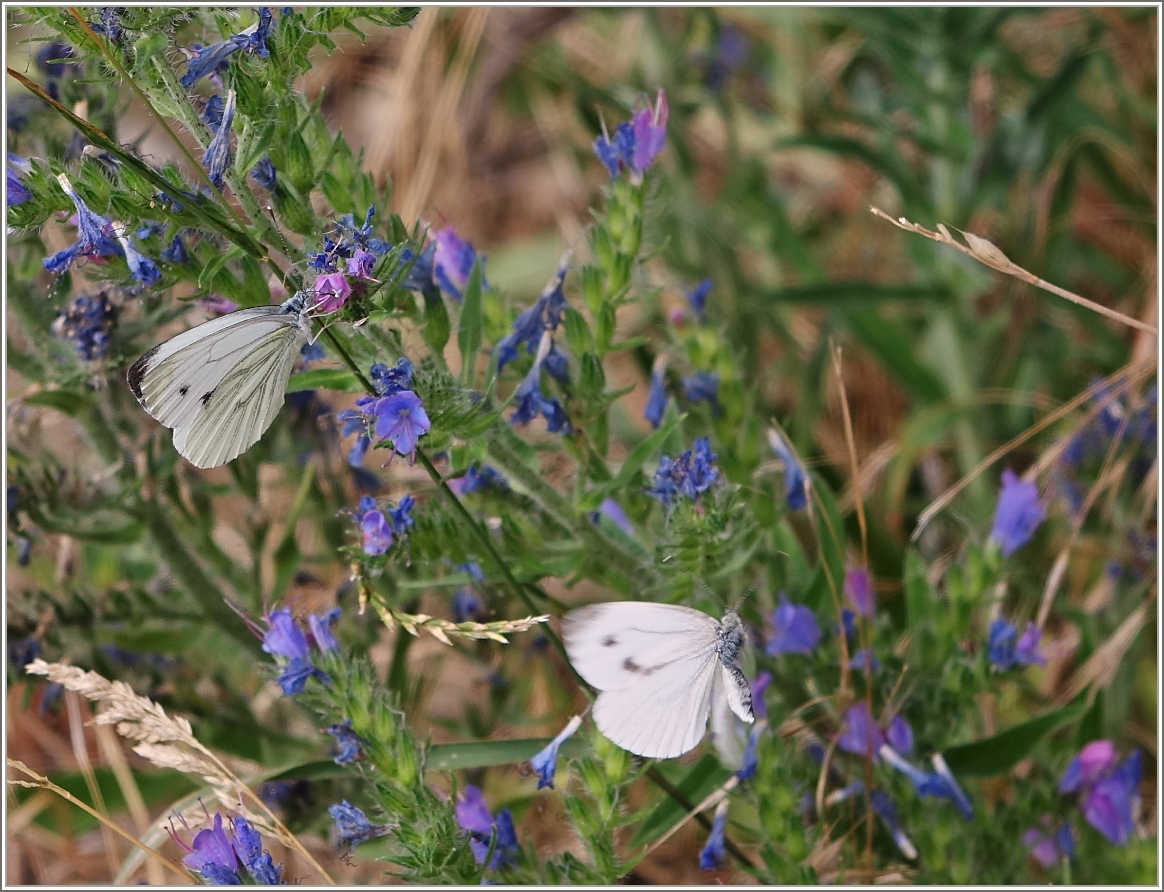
694,577,726,612
264,205,295,260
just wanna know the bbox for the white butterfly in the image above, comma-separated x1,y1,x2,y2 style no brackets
562,601,754,759
127,292,313,469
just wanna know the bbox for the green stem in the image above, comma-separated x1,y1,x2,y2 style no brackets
642,767,753,869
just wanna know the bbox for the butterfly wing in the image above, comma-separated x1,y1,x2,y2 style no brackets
128,308,309,469
709,667,748,769
562,602,725,759
591,650,721,759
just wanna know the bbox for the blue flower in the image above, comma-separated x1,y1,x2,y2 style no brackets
682,371,719,412
180,9,272,87
592,497,634,536
326,719,363,765
389,494,415,533
750,671,771,721
251,155,276,190
509,333,570,433
986,618,1046,672
329,800,394,848
1059,741,1139,847
113,226,161,285
359,509,393,555
261,608,329,694
370,357,413,396
230,815,284,885
703,24,748,91
90,7,122,40
372,390,431,460
9,636,41,669
848,648,880,672
396,242,437,294
7,154,32,206
643,362,669,429
452,589,481,622
735,725,762,782
55,173,120,258
698,801,728,870
869,790,918,860
836,702,883,759
451,464,507,495
494,261,569,374
433,227,485,300
880,745,973,820
160,233,189,264
180,813,239,883
767,428,807,510
989,468,1044,557
455,786,520,869
647,436,720,505
530,715,582,790
766,594,820,655
687,278,711,321
201,94,225,131
202,90,236,190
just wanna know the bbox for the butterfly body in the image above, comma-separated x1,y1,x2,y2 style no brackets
562,601,754,759
127,293,312,469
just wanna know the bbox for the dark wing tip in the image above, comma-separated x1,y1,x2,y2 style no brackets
126,347,159,402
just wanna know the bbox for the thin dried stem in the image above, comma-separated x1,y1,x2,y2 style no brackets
870,208,1156,335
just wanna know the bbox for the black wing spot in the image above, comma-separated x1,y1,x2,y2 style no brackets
200,390,215,405
602,635,618,647
178,385,189,396
624,657,651,675
126,346,159,400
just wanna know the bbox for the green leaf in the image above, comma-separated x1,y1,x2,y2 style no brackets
270,463,315,599
761,282,949,305
286,369,361,393
942,701,1087,777
425,737,587,772
21,390,94,416
628,754,730,849
423,287,450,354
608,413,682,491
457,262,484,388
903,549,941,669
840,307,948,402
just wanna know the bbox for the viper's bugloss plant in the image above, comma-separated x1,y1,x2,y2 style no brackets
6,6,1155,887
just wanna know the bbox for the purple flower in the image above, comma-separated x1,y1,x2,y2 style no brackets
452,589,481,622
182,813,239,882
643,362,669,429
389,494,415,533
314,271,351,314
844,567,875,618
682,371,719,411
346,247,378,280
987,618,1046,672
1058,742,1139,846
885,715,913,755
53,173,121,259
687,278,711,321
370,358,413,396
455,786,519,869
329,800,393,848
372,390,431,460
326,719,363,765
836,702,883,759
698,801,728,870
7,154,32,206
766,594,820,656
529,715,582,790
1083,774,1135,845
433,227,485,300
1023,819,1074,868
1058,740,1117,793
990,468,1045,557
307,608,339,653
450,464,507,495
202,90,236,190
736,725,762,781
262,608,309,660
630,89,668,174
750,671,771,722
360,509,393,555
767,428,808,510
594,498,633,535
51,292,117,360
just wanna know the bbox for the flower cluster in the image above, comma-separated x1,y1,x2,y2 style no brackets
259,606,338,695
180,8,273,87
455,785,519,870
593,89,668,182
337,359,431,465
986,618,1046,671
353,494,415,556
1057,740,1141,846
7,153,32,206
307,206,392,313
647,436,719,505
682,371,719,413
510,331,570,433
494,260,570,375
329,800,395,849
170,811,284,885
50,291,117,360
